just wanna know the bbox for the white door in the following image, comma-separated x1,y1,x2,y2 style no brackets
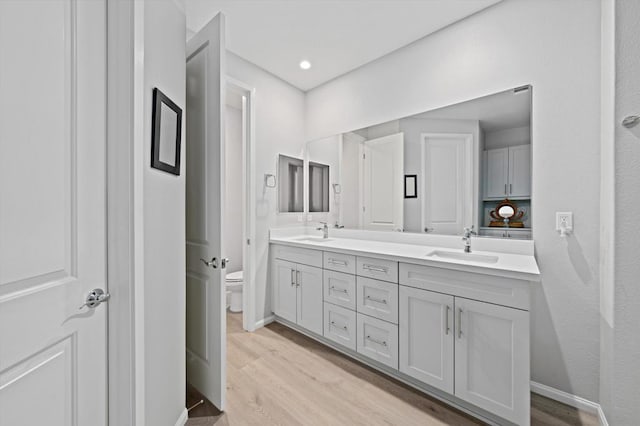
296,264,324,335
399,286,454,393
361,133,404,231
186,13,227,410
454,297,530,425
0,1,107,425
485,148,509,199
272,259,297,323
422,133,473,234
508,145,531,198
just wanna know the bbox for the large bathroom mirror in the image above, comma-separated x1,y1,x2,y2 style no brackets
277,154,304,213
305,86,532,238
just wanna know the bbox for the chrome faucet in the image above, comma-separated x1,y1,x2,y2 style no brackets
317,222,329,239
462,226,476,253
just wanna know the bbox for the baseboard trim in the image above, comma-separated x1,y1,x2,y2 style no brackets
254,314,275,330
174,408,188,426
530,381,608,425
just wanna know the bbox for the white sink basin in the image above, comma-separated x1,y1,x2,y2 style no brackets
293,236,334,243
426,250,499,264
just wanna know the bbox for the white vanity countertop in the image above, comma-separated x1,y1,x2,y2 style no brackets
270,232,541,282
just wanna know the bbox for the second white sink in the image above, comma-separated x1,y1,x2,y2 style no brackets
426,250,499,264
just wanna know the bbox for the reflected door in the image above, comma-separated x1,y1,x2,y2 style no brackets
422,133,473,235
361,132,404,231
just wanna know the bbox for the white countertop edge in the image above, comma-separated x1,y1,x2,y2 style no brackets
270,236,541,282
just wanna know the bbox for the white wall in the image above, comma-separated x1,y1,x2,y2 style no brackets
600,0,640,423
139,1,187,424
485,125,531,149
305,0,602,402
226,52,306,322
225,105,243,274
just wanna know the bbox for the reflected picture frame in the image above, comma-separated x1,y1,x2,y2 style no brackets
404,174,417,199
151,88,182,175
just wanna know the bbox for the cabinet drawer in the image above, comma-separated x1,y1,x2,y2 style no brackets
356,313,398,369
273,244,322,268
324,302,357,351
324,270,356,310
323,251,356,275
356,256,398,283
356,277,398,324
399,263,530,310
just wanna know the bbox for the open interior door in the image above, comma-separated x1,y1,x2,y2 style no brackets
185,13,228,410
0,1,108,425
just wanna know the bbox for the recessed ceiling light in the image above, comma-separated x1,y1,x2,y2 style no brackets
299,60,311,70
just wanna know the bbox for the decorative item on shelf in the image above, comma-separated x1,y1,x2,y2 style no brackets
151,88,182,175
264,173,276,188
404,174,417,199
489,199,525,228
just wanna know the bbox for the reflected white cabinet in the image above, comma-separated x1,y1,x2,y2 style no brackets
485,145,531,199
454,297,530,425
272,259,323,335
399,286,454,393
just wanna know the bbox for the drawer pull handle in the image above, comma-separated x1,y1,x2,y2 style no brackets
363,264,388,273
331,321,348,331
328,259,348,266
330,286,348,294
365,295,387,304
366,335,387,347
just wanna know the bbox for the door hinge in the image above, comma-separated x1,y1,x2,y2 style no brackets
247,238,251,245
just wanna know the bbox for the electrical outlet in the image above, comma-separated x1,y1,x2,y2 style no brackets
556,212,573,235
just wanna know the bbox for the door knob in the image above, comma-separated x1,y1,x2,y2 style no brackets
200,257,218,268
79,288,110,310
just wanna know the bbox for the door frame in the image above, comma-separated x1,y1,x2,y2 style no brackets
106,0,146,424
420,132,474,235
226,76,257,332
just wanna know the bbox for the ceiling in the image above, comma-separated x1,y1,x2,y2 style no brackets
185,0,502,91
412,87,531,132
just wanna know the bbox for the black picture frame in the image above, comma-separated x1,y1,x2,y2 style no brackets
151,88,182,175
404,174,417,199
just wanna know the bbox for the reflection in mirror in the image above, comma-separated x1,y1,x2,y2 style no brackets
309,162,329,212
278,154,304,213
306,86,532,238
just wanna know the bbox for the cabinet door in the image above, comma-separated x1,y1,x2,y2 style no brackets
454,297,530,425
508,145,531,198
272,259,297,323
296,264,324,335
399,286,454,393
485,148,509,199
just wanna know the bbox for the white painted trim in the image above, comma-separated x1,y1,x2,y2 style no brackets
174,408,189,426
254,314,276,329
530,381,602,417
598,406,609,426
226,76,257,333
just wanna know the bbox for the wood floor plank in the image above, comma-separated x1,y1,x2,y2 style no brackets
187,313,598,426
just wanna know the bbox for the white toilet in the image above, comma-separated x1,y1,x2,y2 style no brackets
225,270,243,312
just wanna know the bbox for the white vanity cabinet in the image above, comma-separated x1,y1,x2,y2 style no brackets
485,145,531,199
270,241,535,426
272,255,324,335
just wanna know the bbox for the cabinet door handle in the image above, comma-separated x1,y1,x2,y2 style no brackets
457,308,463,339
510,183,512,194
290,269,295,287
328,259,348,266
363,264,388,273
365,295,387,305
445,305,451,335
366,335,387,347
504,183,507,194
330,321,348,331
330,286,348,294
296,270,301,287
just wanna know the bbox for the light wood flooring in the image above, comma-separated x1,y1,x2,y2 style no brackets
186,312,598,426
